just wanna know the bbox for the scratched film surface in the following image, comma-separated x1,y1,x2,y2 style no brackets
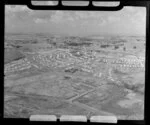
4,4,145,120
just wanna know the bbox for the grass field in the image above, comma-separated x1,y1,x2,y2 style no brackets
4,33,145,120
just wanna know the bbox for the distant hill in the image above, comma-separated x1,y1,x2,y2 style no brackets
4,48,25,64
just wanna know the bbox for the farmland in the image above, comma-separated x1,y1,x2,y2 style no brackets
4,33,145,120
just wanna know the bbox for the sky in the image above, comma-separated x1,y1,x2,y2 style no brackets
5,1,146,36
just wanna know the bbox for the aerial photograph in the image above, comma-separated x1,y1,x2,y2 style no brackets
4,1,145,120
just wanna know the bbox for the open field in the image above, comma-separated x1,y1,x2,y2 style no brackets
4,33,145,120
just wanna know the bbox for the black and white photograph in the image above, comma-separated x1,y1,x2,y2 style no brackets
4,1,146,121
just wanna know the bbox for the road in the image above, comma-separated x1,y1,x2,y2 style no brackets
67,84,116,117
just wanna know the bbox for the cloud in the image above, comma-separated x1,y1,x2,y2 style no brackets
5,5,146,36
5,5,32,13
74,11,103,20
107,16,120,23
34,18,48,24
98,19,106,26
130,10,146,33
50,11,77,23
50,11,64,23
124,7,136,13
5,6,33,23
30,11,55,20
